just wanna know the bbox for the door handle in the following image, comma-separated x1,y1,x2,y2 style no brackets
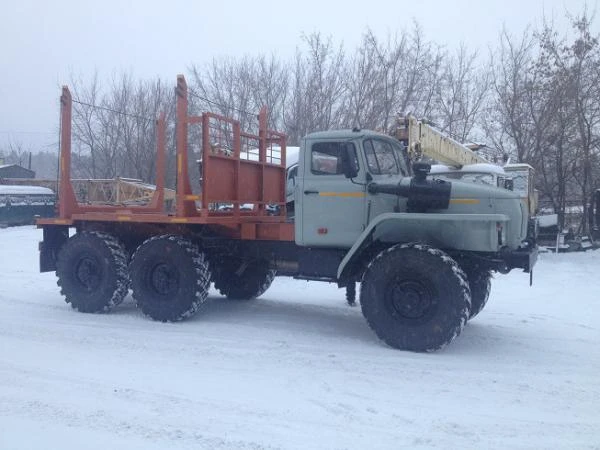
304,190,319,195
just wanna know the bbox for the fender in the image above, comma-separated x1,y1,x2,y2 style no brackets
337,212,509,281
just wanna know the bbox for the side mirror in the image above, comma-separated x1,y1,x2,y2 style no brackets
340,145,359,179
504,178,514,191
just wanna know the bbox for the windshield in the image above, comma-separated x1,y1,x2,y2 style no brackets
508,171,529,196
363,138,408,176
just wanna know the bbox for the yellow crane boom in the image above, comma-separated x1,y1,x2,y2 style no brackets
395,115,488,167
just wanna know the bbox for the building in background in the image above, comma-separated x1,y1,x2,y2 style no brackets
0,164,35,179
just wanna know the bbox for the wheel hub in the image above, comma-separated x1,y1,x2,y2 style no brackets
75,256,101,291
150,263,179,296
388,279,435,320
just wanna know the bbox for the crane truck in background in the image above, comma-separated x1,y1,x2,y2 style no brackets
37,75,538,352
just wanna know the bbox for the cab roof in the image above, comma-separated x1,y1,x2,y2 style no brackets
304,129,389,140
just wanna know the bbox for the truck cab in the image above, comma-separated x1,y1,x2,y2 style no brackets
294,129,535,268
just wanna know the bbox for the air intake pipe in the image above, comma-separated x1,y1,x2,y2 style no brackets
367,162,451,213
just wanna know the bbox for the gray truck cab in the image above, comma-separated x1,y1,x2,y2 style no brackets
293,129,536,276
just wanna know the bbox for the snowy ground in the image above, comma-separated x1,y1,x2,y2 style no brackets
1,226,598,449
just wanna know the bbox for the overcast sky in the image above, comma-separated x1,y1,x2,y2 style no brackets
0,0,596,153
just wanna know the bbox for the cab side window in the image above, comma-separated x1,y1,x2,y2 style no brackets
311,142,358,175
364,139,400,175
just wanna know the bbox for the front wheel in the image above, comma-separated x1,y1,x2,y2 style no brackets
360,243,471,352
129,235,211,322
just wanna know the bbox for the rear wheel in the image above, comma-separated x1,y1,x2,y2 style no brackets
212,259,275,300
463,266,492,320
129,235,211,321
56,231,129,313
360,243,471,352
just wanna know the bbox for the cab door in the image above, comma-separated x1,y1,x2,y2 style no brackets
363,137,409,224
296,139,367,248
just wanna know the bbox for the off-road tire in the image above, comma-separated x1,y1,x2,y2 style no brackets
212,259,275,300
129,235,211,322
56,231,129,313
463,267,492,320
360,243,471,352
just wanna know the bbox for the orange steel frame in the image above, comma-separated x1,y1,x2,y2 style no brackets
38,75,294,241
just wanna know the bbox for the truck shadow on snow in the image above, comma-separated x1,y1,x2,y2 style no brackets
195,295,378,345
110,293,379,345
111,294,520,354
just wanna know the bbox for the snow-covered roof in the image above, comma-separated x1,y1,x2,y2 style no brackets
0,185,54,195
0,163,34,170
462,163,506,174
430,163,506,175
537,214,558,228
504,163,534,171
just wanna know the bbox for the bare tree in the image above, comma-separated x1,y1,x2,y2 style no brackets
190,56,256,131
396,23,444,122
361,28,408,132
1,139,31,167
534,12,600,232
249,55,289,132
347,24,442,133
70,71,174,184
343,32,382,130
119,78,174,184
284,32,347,144
436,44,490,142
488,26,576,223
70,72,101,178
488,8,600,232
487,28,539,163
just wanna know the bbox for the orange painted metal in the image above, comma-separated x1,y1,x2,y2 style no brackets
57,86,79,218
42,75,294,242
175,75,198,218
149,111,167,210
241,222,294,241
193,78,287,222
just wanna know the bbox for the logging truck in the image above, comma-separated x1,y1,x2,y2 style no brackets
37,75,537,352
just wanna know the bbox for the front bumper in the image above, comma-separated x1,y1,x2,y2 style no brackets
501,245,538,273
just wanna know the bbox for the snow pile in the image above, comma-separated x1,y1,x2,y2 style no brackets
0,226,598,449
